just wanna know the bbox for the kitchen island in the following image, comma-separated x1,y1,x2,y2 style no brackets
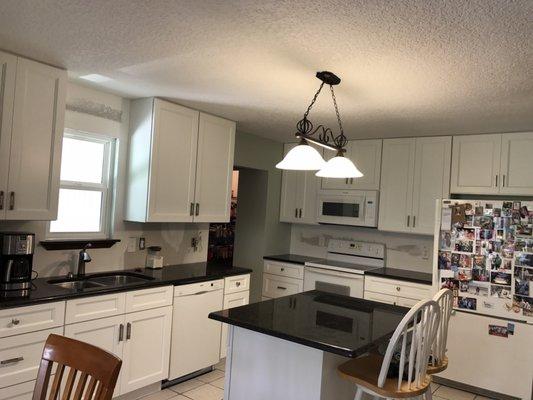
209,290,409,400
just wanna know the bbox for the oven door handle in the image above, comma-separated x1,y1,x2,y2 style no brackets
305,266,364,279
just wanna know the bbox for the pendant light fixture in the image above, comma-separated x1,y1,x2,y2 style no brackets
276,71,363,178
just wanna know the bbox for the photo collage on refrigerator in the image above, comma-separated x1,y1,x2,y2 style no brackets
438,200,533,320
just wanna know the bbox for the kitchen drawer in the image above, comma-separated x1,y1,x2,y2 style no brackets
263,260,304,280
396,296,421,307
125,286,173,313
363,291,396,305
0,327,62,388
174,279,224,296
65,293,126,324
262,274,303,299
224,274,250,294
364,276,431,301
0,380,35,400
0,302,65,338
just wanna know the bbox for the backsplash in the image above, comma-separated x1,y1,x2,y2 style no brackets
290,224,434,273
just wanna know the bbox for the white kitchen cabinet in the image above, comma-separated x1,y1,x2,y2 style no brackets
262,273,304,299
0,301,65,338
65,292,126,324
193,113,236,222
321,139,382,190
126,98,235,223
379,136,451,235
220,279,250,359
499,132,533,195
279,143,320,224
0,51,16,219
0,380,35,400
0,55,66,220
64,315,125,396
121,306,172,394
364,276,431,307
450,134,502,195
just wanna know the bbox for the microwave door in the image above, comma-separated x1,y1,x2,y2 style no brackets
319,195,366,225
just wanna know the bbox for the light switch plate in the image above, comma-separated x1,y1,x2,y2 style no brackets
127,237,137,253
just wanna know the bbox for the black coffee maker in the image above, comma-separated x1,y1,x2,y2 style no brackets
0,232,35,297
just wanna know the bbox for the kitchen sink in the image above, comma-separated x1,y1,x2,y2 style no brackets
48,272,154,290
87,272,154,286
48,279,107,290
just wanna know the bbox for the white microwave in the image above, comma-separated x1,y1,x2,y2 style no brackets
316,190,379,227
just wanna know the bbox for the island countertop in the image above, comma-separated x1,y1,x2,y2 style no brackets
209,290,409,358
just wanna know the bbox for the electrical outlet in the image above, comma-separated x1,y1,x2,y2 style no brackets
139,237,146,251
422,245,430,260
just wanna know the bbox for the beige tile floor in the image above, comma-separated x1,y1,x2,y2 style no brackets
141,360,494,400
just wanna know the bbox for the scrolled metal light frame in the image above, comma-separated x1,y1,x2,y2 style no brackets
295,71,348,154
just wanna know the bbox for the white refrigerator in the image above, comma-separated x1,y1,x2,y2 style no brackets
433,199,533,399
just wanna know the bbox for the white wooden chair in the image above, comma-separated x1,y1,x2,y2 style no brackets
427,288,453,374
338,299,441,399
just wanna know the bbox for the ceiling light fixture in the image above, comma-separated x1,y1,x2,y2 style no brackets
276,71,363,179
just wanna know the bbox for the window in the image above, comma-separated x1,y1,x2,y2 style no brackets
48,130,115,238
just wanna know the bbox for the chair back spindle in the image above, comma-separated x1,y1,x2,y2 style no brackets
430,288,453,368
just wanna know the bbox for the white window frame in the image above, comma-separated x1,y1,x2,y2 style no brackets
47,129,116,239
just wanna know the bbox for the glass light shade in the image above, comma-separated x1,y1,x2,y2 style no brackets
315,155,364,178
276,143,326,170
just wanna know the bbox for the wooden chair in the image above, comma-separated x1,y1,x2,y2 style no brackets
338,299,440,400
33,334,122,400
427,289,453,375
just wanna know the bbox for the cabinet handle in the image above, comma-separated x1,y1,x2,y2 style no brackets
126,322,131,340
298,208,302,218
407,215,410,227
195,203,200,216
118,324,124,342
190,203,194,216
396,286,401,291
0,191,4,210
236,281,241,287
1,356,23,365
295,208,298,218
502,175,506,187
412,216,416,228
9,192,14,210
11,318,20,326
277,286,287,290
350,178,353,184
495,175,498,187
345,178,349,184
280,268,285,272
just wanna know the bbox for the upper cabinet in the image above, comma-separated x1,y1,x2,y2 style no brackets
321,139,382,190
451,132,533,196
379,136,451,235
279,143,321,224
125,98,235,223
0,52,66,220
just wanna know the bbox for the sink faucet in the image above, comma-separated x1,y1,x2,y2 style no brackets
77,245,92,277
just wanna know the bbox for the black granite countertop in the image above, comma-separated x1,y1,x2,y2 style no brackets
263,254,327,265
209,290,408,358
0,262,252,310
365,268,433,285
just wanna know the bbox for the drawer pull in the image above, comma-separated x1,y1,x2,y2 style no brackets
11,318,20,326
1,356,24,365
277,286,287,290
396,286,400,291
280,268,285,272
235,281,241,287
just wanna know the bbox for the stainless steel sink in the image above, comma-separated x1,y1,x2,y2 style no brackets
87,273,154,286
48,279,107,290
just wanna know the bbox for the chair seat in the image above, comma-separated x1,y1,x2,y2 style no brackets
337,353,432,399
427,356,448,374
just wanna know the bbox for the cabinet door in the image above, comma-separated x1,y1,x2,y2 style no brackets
411,137,452,235
279,143,304,223
121,306,172,394
299,148,322,224
6,58,66,220
450,134,501,195
64,315,125,397
0,51,16,218
193,113,236,222
147,99,199,222
348,139,383,190
499,132,533,195
220,291,250,358
378,138,416,233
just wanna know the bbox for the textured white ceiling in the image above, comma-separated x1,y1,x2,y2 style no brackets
0,0,532,141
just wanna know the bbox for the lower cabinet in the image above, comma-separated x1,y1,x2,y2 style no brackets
220,290,249,359
0,380,35,400
262,260,305,300
363,276,431,306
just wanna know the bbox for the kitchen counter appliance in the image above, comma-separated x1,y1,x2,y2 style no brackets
0,232,35,297
304,239,384,298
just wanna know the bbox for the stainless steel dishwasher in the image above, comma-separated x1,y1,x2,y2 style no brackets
168,279,224,380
